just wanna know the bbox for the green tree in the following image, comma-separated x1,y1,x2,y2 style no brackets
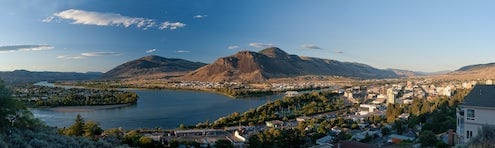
179,123,186,130
381,127,390,135
317,125,327,134
420,103,431,115
138,136,154,147
215,139,234,148
419,130,438,146
0,80,33,130
123,130,142,146
393,120,404,135
386,104,400,123
83,121,103,138
103,128,124,144
65,114,85,136
407,115,420,128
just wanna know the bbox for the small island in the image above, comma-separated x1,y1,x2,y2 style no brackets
12,84,138,109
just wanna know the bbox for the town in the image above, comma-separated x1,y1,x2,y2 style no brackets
83,78,490,147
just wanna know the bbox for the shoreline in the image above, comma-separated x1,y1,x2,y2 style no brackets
38,103,134,112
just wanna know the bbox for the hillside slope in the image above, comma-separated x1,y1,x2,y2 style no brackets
103,55,207,79
183,47,398,82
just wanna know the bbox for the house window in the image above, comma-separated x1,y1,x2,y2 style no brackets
467,109,475,120
467,130,473,139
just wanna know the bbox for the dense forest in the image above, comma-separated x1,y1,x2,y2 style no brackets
13,85,138,107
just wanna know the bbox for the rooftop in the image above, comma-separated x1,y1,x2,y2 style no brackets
462,85,495,108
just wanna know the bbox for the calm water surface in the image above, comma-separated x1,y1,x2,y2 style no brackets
31,84,282,129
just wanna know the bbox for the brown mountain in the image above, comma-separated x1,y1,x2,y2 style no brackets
183,47,398,82
103,55,207,79
431,62,495,80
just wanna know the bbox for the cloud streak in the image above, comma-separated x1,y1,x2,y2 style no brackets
176,50,190,53
56,55,85,60
249,42,274,48
44,9,185,30
159,22,186,30
228,45,240,50
301,44,322,50
81,52,120,57
193,15,207,19
58,51,120,60
146,48,157,53
0,45,53,53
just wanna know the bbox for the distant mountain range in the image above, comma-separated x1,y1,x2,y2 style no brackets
457,62,495,72
183,47,399,82
432,62,495,80
0,70,102,84
4,48,494,83
102,55,207,80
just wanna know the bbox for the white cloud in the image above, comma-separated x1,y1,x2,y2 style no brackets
44,9,186,30
301,44,322,50
228,45,240,50
57,51,121,60
193,15,207,19
146,48,157,53
81,52,120,57
57,55,85,60
249,42,274,48
0,45,53,53
159,21,186,30
42,16,55,23
176,50,190,53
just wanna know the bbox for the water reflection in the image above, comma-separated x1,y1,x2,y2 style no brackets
31,87,282,129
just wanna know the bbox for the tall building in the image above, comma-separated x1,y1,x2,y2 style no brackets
486,79,493,85
457,85,495,144
387,88,395,104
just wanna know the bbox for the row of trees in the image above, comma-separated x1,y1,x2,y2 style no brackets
248,128,305,148
59,114,160,147
58,114,103,139
212,91,344,127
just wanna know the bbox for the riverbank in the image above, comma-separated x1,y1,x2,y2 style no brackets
31,89,274,129
55,80,336,98
42,103,134,112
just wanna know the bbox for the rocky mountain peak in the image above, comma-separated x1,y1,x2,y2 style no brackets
258,47,289,58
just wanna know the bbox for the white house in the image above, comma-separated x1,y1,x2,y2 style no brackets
457,85,495,145
486,80,493,85
285,91,299,97
358,104,378,115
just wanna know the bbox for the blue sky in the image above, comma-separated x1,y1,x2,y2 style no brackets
1,0,495,73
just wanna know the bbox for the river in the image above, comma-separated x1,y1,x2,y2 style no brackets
30,82,283,129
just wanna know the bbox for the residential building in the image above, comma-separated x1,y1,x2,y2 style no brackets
389,134,415,144
285,91,299,97
266,120,284,128
358,104,377,115
387,88,395,104
486,79,493,85
457,85,495,144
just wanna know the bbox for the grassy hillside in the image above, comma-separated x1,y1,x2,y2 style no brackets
0,79,123,147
